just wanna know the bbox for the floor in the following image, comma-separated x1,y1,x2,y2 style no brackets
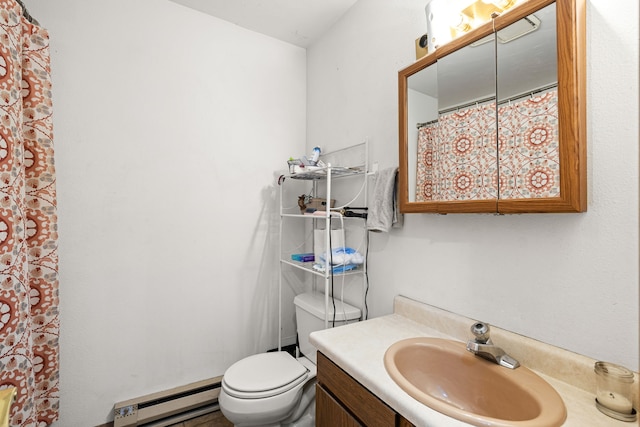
167,411,233,427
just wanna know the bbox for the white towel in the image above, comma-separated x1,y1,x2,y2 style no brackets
367,167,403,232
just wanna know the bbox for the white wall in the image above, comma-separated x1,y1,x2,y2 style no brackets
25,1,305,425
308,0,639,372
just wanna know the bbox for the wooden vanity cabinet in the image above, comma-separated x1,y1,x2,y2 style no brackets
316,352,415,427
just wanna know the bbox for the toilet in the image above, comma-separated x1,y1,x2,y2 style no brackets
219,292,361,427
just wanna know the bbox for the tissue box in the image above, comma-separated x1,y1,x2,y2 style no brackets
291,253,315,262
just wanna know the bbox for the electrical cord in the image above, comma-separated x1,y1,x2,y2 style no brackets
338,216,347,325
364,230,370,320
329,215,336,327
325,210,368,327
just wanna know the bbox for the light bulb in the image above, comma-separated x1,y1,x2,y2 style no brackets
481,0,518,9
453,13,472,32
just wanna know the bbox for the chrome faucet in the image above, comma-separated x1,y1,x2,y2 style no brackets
466,322,520,369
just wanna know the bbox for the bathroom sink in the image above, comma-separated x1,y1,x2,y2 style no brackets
384,337,566,427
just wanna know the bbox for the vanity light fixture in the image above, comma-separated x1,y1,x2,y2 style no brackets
470,12,540,46
425,0,526,50
482,0,520,10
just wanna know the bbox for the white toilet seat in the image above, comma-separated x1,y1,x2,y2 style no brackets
222,352,310,399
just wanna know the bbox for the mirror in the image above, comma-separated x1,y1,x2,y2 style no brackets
407,61,438,205
399,0,586,214
435,35,496,204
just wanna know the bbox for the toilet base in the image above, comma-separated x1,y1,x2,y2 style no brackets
221,378,316,427
280,379,315,427
283,401,314,427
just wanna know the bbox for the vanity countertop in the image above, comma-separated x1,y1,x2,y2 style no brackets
309,296,639,427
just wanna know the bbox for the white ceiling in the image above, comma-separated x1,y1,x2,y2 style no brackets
169,0,359,48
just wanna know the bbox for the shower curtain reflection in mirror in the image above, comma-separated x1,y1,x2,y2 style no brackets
415,89,559,202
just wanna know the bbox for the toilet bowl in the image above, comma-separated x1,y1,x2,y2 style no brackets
219,352,316,427
219,292,361,427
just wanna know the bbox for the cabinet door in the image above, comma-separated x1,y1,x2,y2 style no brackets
316,384,363,427
398,417,416,427
317,352,398,427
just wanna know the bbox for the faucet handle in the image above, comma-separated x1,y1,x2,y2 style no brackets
470,322,491,343
499,354,520,369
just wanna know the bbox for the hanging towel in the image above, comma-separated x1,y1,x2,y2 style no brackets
367,167,403,232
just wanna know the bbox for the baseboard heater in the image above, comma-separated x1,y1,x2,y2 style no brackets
113,376,222,427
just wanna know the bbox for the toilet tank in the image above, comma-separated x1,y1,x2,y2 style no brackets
293,292,361,364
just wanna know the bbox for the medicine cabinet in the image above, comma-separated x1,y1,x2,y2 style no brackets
398,0,586,214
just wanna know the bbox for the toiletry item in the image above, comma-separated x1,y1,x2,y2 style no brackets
594,361,637,421
319,247,365,266
309,147,321,165
291,253,315,263
331,264,358,273
311,263,357,274
0,387,16,427
287,158,303,174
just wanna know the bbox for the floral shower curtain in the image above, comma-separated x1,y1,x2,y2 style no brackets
0,1,59,426
415,89,559,201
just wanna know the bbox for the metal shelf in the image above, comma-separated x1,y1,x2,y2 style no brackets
288,165,366,180
280,259,364,277
277,141,369,349
280,213,367,219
